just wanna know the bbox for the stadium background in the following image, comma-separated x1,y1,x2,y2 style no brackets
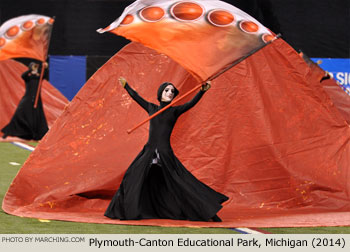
0,0,349,100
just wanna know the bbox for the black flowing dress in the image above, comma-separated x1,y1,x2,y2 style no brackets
1,69,49,140
105,83,228,221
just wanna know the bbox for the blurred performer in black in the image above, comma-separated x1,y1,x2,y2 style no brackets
1,62,49,140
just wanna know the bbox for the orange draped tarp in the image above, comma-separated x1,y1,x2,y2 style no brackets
321,77,350,124
303,57,350,124
0,59,69,137
2,40,350,227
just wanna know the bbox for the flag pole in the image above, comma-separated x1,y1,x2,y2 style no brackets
33,63,46,109
34,17,55,108
127,83,204,134
127,34,281,134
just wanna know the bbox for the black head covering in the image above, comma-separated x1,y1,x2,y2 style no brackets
157,82,179,102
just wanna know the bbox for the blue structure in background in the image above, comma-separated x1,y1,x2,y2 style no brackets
49,56,86,101
312,58,350,94
46,56,349,101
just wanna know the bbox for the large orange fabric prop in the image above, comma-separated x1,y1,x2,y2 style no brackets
98,0,277,82
321,77,350,124
300,54,350,124
2,40,350,227
0,59,69,137
0,14,54,62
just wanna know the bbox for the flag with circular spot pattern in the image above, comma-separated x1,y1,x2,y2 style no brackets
0,14,54,61
98,0,277,82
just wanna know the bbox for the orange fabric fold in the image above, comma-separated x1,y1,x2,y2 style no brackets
2,40,350,227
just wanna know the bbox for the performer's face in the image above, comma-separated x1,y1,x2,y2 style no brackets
31,63,39,72
161,85,175,102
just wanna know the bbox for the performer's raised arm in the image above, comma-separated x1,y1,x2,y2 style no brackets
21,69,32,81
175,81,211,116
119,77,150,113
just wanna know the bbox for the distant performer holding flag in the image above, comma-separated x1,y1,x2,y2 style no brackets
1,62,49,140
0,14,54,140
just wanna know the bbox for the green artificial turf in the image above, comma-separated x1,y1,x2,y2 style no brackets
262,227,350,234
1,142,349,234
0,142,237,234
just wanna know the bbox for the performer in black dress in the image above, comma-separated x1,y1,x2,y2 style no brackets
1,62,49,140
105,77,228,222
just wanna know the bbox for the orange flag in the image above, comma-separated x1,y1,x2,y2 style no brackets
0,14,54,61
98,0,278,82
